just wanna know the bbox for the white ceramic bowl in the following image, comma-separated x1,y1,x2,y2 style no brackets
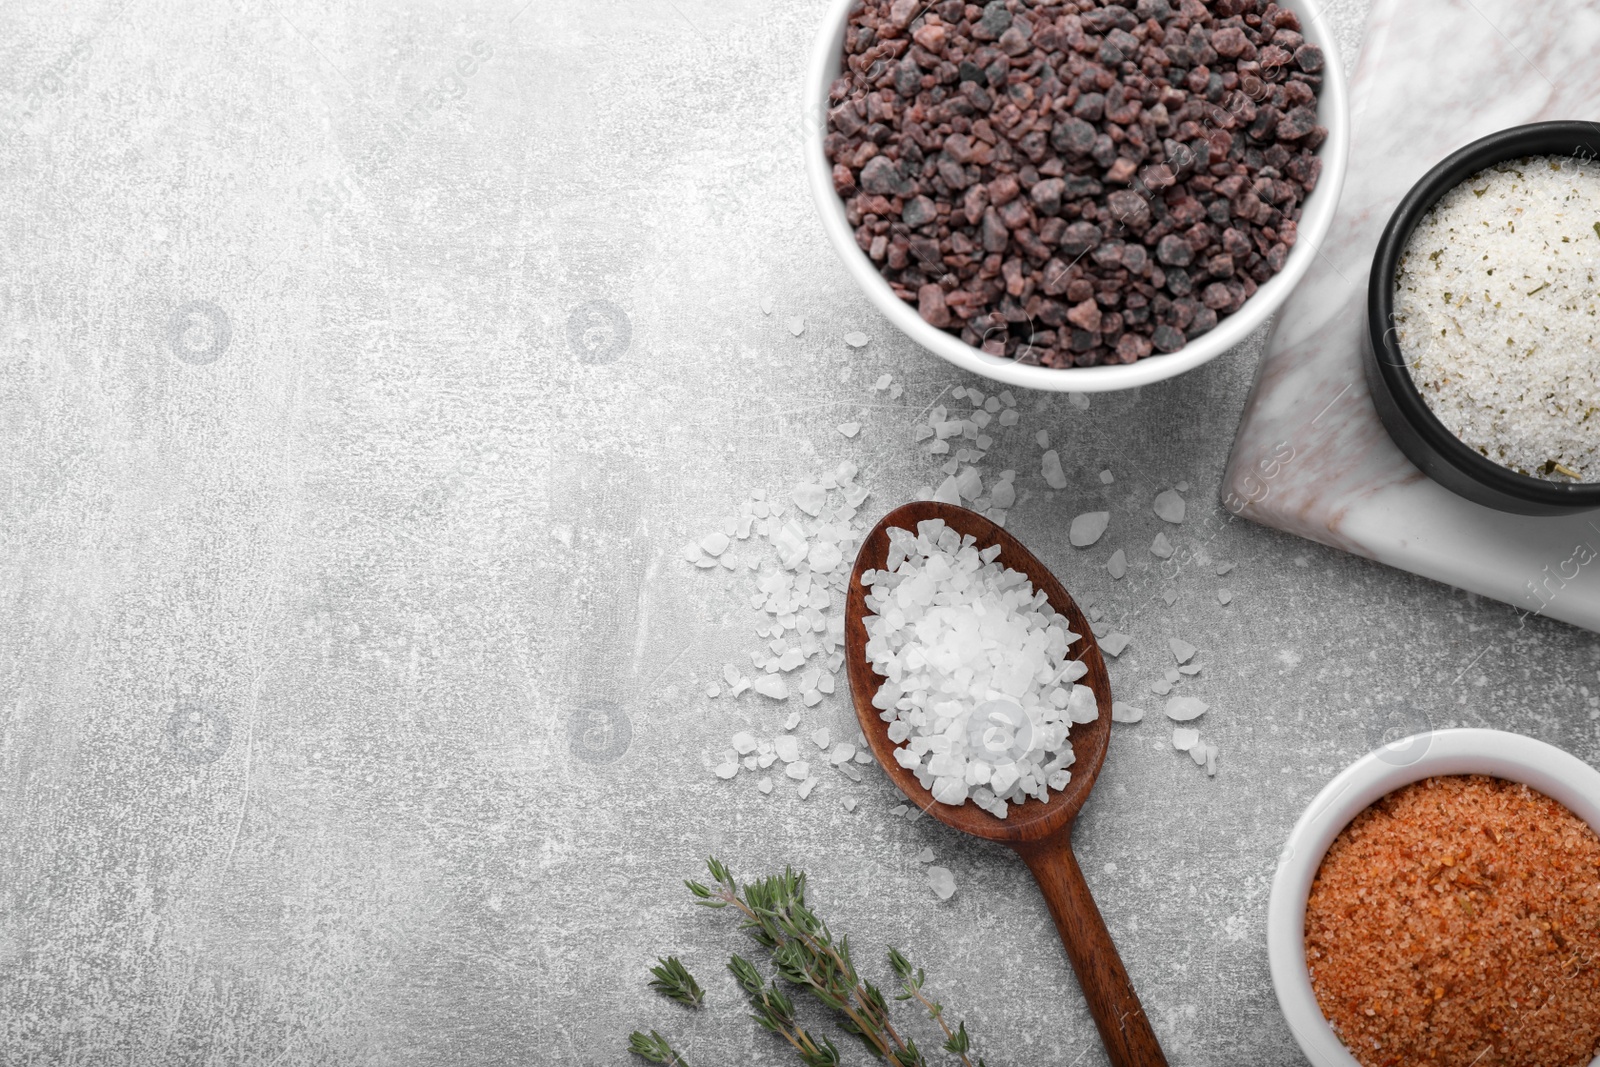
804,0,1350,392
1267,728,1600,1067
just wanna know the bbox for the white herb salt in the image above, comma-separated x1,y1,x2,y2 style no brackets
860,520,1093,817
1394,155,1600,481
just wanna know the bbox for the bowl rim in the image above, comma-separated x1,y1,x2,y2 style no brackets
802,0,1350,393
1266,727,1600,1067
1366,120,1600,506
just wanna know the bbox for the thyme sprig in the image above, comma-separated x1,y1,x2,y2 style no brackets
627,1029,692,1066
648,956,705,1008
685,857,984,1066
889,948,984,1067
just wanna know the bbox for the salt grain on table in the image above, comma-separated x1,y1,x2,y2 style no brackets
843,798,857,811
1042,450,1069,489
1151,532,1174,559
811,727,830,750
1100,632,1131,657
760,296,773,315
846,331,870,348
1172,727,1199,751
797,778,818,799
786,761,810,780
1169,639,1197,664
784,711,801,730
837,422,861,438
1100,469,1114,484
1070,511,1110,547
758,777,773,793
927,866,957,900
1218,589,1234,605
1165,696,1209,721
1112,703,1145,723
787,316,804,336
1153,489,1186,524
915,848,935,863
1036,430,1049,448
732,731,757,755
1107,548,1127,579
774,735,800,763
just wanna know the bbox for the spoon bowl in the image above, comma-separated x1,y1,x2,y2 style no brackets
844,501,1167,1067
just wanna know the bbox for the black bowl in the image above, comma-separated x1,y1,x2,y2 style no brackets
1365,121,1600,515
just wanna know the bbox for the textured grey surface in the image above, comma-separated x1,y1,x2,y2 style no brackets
5,1,1600,1065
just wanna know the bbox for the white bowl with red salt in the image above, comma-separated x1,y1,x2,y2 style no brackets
1267,728,1600,1067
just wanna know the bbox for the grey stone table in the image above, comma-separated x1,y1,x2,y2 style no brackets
5,2,1598,1065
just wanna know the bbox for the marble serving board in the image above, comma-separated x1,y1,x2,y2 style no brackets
1224,0,1600,632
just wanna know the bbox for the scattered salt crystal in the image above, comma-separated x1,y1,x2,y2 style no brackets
889,383,903,399
830,743,855,764
1217,589,1233,605
844,798,858,811
1153,489,1186,524
1099,469,1114,484
706,684,721,698
932,476,962,505
915,847,935,863
784,711,801,730
1161,588,1177,606
797,777,818,798
791,482,826,517
1070,511,1110,547
914,424,935,442
811,727,831,750
1107,549,1127,579
1100,632,1131,657
724,664,741,687
730,678,750,696
1036,429,1050,448
854,748,873,765
837,422,861,438
845,331,870,348
1150,532,1174,559
1215,562,1234,575
786,760,811,780
955,466,983,500
1112,702,1145,723
788,316,804,336
1169,639,1197,664
1190,741,1209,767
758,776,773,793
991,480,1016,509
1163,668,1180,684
1150,679,1172,695
890,804,908,817
1179,663,1202,676
775,735,801,762
1172,727,1199,751
753,675,789,700
873,373,891,389
1177,481,1189,492
927,866,957,900
1042,450,1069,490
682,541,703,563
732,731,758,755
1068,392,1089,410
714,760,739,780
742,755,757,770
701,532,731,557
760,296,774,315
1165,696,1209,722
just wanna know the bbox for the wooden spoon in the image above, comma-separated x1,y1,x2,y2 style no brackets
844,501,1167,1067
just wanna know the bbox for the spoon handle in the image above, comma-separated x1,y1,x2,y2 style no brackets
1016,836,1168,1067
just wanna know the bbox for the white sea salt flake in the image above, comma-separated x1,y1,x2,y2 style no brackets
1100,469,1114,484
1042,450,1069,489
845,331,870,348
837,422,861,438
1169,638,1197,664
742,755,758,769
1068,392,1089,410
1111,702,1145,723
844,797,858,811
694,557,718,569
999,409,1019,425
731,679,750,696
1176,480,1189,492
1150,679,1172,696
808,542,843,573
732,731,758,755
889,383,903,399
775,735,801,762
955,466,983,500
707,684,721,698
1179,663,1202,676
873,372,891,389
1190,741,1209,766
929,441,949,455
724,664,741,687
1216,561,1235,575
753,675,789,700
1150,532,1174,559
1036,429,1050,448
915,847,935,863
1161,588,1177,606
788,316,804,336
1153,489,1186,524
714,760,739,779
798,777,818,798
1163,668,1180,683
990,480,1016,509
932,476,962,505
830,743,855,764
792,482,826,517
854,749,873,764
811,727,831,750
1107,548,1127,579
1217,589,1233,605
927,866,957,900
914,424,935,442
1165,696,1209,722
890,804,908,816
1172,727,1199,751
701,532,731,557
757,776,773,793
1205,745,1217,776
760,296,774,314
1100,632,1131,657
786,760,811,781
1070,511,1110,547
682,541,703,563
